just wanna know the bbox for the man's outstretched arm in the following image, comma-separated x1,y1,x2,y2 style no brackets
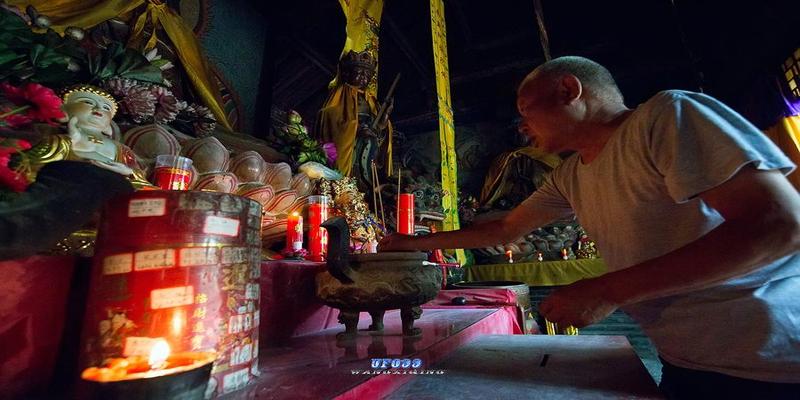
378,196,571,252
541,166,800,327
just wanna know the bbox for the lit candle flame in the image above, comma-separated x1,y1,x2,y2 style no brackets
506,250,513,263
171,309,185,337
148,339,170,370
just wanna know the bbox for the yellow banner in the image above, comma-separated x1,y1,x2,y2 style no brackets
430,0,465,265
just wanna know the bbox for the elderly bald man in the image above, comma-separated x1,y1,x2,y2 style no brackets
380,56,800,399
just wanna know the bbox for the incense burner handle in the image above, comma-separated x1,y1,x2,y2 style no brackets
321,217,356,283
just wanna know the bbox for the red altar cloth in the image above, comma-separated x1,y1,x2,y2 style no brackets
224,308,515,399
259,260,524,344
0,255,76,398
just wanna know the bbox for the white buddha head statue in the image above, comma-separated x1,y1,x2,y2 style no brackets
61,85,117,138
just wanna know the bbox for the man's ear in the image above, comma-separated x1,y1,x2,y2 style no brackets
558,74,582,105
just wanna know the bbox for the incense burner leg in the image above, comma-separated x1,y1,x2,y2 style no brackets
401,306,423,337
367,310,385,332
337,309,360,339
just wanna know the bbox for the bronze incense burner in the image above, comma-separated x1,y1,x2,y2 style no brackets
316,217,442,338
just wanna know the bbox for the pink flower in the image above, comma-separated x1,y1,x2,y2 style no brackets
0,107,32,128
0,165,28,192
0,139,32,192
0,83,65,123
322,142,338,166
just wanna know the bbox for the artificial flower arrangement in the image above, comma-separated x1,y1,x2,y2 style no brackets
269,109,337,168
0,81,65,195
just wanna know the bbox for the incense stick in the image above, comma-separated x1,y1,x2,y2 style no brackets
396,167,402,199
370,161,379,220
371,161,386,227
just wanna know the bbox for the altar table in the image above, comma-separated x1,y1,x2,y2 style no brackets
388,335,663,399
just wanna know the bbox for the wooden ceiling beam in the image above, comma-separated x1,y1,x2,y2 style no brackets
384,16,434,88
289,35,336,77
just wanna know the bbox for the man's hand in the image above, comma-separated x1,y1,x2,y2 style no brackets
538,277,620,328
378,233,417,252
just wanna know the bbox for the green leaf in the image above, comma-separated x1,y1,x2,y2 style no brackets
97,59,118,80
33,64,76,84
29,44,45,66
150,59,170,68
119,65,164,84
115,48,148,74
0,51,24,66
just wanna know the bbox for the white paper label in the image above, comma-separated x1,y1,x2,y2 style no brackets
228,314,243,334
135,249,175,271
103,253,133,275
179,247,219,267
230,343,252,366
151,286,194,309
221,247,248,264
222,368,250,393
243,313,253,332
203,216,240,237
123,336,158,357
250,360,260,377
128,198,166,218
245,283,259,300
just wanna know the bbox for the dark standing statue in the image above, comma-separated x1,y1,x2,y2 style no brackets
315,50,394,196
316,217,441,338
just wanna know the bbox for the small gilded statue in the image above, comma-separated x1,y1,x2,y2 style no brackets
25,85,152,189
316,50,393,195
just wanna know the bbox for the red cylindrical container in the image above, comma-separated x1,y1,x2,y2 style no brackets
397,193,415,235
80,191,262,397
307,195,329,261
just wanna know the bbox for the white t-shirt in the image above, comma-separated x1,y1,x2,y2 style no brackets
523,90,800,382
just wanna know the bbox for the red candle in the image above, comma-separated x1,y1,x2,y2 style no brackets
308,195,329,261
397,193,414,235
286,212,303,251
154,155,193,191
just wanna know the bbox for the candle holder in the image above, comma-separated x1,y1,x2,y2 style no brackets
308,195,330,262
153,154,193,191
285,211,303,252
79,351,216,400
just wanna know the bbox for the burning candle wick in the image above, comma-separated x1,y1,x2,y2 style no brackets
148,339,171,370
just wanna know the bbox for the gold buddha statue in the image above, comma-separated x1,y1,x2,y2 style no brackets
25,85,153,189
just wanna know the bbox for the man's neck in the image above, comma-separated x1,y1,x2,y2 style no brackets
577,104,632,164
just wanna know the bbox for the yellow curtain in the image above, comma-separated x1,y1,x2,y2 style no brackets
127,1,232,130
7,0,232,131
430,0,465,265
7,0,142,32
466,259,608,287
331,0,384,98
764,116,800,190
316,83,391,177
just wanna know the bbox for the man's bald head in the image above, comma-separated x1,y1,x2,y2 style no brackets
518,56,624,104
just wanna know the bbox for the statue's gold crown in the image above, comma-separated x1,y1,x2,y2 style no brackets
62,85,118,115
339,50,376,72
